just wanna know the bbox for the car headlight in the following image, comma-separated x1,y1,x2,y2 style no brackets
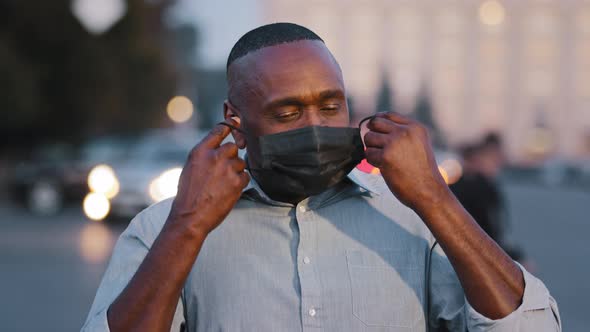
149,167,182,203
83,192,111,221
88,164,120,199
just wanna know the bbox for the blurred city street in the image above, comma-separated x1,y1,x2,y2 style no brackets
1,1,589,331
0,204,124,332
0,181,588,332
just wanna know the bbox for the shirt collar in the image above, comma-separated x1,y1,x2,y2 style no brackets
346,168,382,196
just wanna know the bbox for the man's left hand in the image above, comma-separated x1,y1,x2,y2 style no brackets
364,112,449,211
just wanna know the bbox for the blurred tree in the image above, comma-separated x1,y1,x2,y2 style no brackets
375,73,394,113
0,0,180,151
412,88,446,148
168,23,203,126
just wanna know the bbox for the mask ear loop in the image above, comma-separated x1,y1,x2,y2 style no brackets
217,122,254,172
357,115,376,148
217,121,245,134
358,115,376,130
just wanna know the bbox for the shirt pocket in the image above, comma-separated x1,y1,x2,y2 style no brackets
346,249,424,329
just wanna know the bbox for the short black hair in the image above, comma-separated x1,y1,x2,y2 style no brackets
226,22,324,70
458,132,503,158
482,132,502,148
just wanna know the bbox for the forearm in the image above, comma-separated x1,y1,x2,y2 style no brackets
107,216,207,332
415,185,524,319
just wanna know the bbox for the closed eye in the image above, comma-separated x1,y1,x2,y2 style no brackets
274,109,301,122
320,103,341,113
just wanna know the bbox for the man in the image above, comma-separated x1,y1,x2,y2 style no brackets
82,23,560,331
451,134,524,262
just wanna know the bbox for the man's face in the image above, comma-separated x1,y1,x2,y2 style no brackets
225,40,350,164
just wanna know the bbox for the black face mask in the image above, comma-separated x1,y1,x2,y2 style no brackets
220,116,373,200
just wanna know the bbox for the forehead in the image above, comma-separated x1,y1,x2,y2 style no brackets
231,40,345,103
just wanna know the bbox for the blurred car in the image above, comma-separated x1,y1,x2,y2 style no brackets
9,143,86,216
539,158,586,187
502,158,590,188
8,137,135,216
83,129,207,221
579,159,590,181
539,158,568,186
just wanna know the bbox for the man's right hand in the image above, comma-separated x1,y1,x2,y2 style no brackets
168,120,250,236
107,122,249,332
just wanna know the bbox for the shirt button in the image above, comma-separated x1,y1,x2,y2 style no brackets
303,256,311,264
309,307,316,317
298,206,307,213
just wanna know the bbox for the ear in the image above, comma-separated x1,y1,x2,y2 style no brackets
223,100,247,149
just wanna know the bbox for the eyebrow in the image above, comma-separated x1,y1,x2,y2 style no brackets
263,89,345,111
318,89,345,101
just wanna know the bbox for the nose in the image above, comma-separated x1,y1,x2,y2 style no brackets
302,108,323,126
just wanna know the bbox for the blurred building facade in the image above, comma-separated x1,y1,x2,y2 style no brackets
262,0,590,162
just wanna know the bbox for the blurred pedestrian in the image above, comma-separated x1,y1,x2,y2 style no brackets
451,133,527,263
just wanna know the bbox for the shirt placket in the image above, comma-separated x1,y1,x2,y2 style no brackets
295,200,323,331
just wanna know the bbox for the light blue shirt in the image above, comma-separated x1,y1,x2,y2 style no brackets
82,169,561,331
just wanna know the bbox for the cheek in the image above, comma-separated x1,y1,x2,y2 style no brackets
326,109,350,127
244,139,262,167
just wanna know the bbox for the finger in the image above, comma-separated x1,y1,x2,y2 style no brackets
375,111,414,125
367,116,400,134
239,171,251,188
364,147,384,168
363,131,390,148
216,142,239,158
202,123,232,148
218,116,245,134
229,158,246,172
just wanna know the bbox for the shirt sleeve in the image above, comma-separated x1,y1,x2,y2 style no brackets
428,244,561,331
80,204,185,332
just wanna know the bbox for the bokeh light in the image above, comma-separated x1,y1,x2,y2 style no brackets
83,192,111,221
71,0,127,35
87,164,119,199
166,96,194,123
439,158,463,185
79,223,114,264
149,167,183,202
479,1,506,26
438,166,450,184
